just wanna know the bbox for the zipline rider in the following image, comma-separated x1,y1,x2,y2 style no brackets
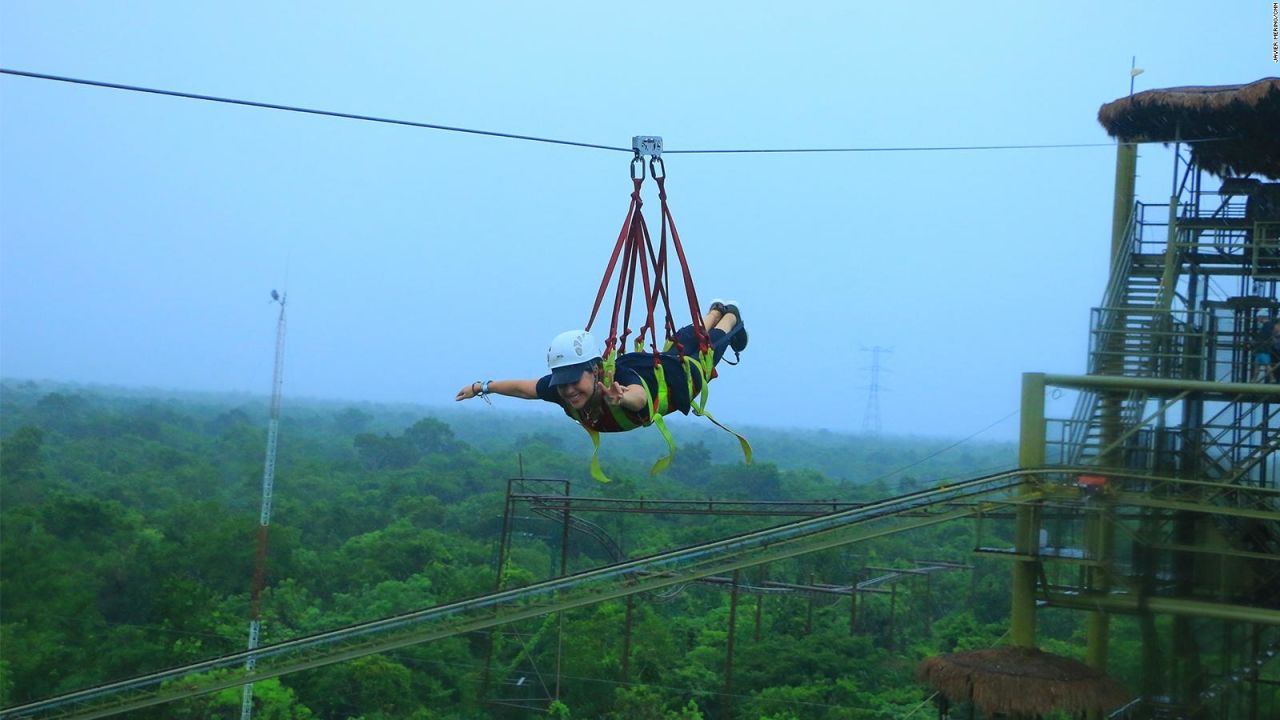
455,300,747,432
454,151,751,481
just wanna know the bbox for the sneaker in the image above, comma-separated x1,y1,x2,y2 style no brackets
722,303,748,353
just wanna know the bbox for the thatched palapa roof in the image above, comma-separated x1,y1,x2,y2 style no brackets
1097,77,1280,179
917,646,1129,717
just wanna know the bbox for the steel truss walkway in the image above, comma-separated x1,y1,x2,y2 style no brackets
1,470,1034,720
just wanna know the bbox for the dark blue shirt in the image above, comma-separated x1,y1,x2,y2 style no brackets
535,352,706,419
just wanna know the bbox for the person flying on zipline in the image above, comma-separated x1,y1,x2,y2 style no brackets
455,151,750,480
454,300,747,427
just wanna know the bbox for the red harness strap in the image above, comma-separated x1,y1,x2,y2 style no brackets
585,155,703,371
585,172,644,356
654,163,708,357
577,154,754,480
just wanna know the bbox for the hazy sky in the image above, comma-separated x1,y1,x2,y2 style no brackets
0,2,1273,439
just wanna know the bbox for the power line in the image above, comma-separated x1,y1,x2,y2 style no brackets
2,67,1184,156
868,407,1022,486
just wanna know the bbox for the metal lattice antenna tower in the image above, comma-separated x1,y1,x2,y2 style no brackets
860,347,892,435
241,290,287,720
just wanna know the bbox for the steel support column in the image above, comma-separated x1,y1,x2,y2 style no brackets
1110,141,1138,265
723,570,741,720
1012,373,1046,647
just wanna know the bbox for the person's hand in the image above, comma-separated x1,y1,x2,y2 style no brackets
603,381,626,406
455,382,480,401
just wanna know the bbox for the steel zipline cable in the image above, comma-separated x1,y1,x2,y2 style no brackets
2,67,1141,155
664,143,1114,154
0,68,632,153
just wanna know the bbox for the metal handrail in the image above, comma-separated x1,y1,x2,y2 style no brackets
1068,201,1145,463
1197,401,1279,482
1088,308,1211,381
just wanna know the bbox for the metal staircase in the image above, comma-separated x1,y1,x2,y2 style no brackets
1053,183,1280,719
1067,203,1168,465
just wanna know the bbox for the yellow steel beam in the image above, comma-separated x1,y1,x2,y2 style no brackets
1110,492,1280,521
1044,592,1280,626
1042,373,1280,398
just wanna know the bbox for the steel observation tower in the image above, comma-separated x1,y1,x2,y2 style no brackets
987,78,1280,720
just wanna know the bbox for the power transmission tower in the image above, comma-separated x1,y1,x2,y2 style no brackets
241,290,287,720
860,346,891,435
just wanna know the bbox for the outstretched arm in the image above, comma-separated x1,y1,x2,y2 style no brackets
455,379,541,402
603,382,649,412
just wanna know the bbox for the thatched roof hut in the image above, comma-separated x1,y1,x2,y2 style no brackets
916,646,1129,718
1097,77,1280,179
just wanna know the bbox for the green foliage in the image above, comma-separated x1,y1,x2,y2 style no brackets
355,418,466,470
0,425,48,506
0,380,1131,720
168,677,315,720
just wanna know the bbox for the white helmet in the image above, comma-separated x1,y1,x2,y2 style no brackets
547,329,603,386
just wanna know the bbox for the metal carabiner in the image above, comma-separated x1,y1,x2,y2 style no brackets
649,156,665,180
630,152,646,181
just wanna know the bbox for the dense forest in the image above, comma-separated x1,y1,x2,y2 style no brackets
1,380,1139,719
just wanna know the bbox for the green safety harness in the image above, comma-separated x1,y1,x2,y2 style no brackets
575,153,752,482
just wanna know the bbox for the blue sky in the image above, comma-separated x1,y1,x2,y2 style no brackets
0,2,1273,439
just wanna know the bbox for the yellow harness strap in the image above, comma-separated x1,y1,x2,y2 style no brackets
692,406,753,465
576,350,670,482
646,366,677,476
575,347,751,482
681,353,753,465
602,350,619,387
583,427,609,483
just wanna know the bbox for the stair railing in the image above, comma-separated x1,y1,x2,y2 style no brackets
1068,202,1145,463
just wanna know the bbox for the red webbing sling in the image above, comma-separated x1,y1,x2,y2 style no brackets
577,154,751,482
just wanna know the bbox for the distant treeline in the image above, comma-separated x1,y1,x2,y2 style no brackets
2,380,1130,719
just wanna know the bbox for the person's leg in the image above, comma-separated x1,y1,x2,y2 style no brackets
668,300,746,370
715,302,748,353
670,323,702,355
679,303,735,351
703,307,723,332
706,298,738,331
666,324,728,364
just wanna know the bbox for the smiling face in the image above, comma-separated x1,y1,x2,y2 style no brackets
555,370,597,410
